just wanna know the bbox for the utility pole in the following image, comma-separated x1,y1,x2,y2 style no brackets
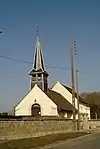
70,40,76,129
73,40,80,130
76,69,80,130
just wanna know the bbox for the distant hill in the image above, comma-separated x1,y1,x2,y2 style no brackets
80,92,100,107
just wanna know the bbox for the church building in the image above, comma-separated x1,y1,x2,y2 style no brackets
15,35,90,119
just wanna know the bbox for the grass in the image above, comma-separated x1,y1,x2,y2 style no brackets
0,131,90,149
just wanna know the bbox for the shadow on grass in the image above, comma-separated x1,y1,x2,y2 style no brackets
0,132,90,149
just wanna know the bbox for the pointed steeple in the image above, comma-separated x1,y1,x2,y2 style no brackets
29,35,49,91
33,36,44,71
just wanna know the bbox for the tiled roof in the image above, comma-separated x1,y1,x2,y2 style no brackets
45,89,77,112
62,84,88,105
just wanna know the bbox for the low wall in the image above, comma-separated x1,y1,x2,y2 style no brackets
0,117,76,140
89,119,100,129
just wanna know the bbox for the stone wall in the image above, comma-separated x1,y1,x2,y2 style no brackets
0,117,75,140
88,119,100,129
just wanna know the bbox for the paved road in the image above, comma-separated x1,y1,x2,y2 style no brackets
43,132,100,149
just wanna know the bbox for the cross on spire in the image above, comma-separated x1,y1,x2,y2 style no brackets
36,25,39,38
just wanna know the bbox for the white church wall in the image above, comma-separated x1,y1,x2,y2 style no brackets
52,82,90,119
52,82,78,108
15,85,58,116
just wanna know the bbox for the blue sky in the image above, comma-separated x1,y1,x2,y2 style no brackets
0,0,100,112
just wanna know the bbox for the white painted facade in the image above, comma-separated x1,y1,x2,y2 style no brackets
15,84,58,116
15,82,90,119
52,82,90,119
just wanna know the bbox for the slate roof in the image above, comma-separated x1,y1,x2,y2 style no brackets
34,37,45,71
45,89,77,112
29,68,48,76
62,84,87,105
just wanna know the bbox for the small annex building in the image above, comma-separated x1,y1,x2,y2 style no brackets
52,82,90,119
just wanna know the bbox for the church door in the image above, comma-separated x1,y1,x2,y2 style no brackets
31,104,41,117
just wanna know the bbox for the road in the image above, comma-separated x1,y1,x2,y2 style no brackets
43,132,100,149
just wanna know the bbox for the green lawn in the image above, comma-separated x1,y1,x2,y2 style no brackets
0,131,90,149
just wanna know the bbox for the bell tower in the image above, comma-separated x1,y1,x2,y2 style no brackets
29,35,49,91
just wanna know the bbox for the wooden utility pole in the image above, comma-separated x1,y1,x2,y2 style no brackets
70,40,76,127
76,69,80,130
73,40,80,130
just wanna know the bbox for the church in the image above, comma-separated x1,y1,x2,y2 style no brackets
15,36,90,119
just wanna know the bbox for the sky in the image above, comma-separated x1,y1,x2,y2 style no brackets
0,0,100,112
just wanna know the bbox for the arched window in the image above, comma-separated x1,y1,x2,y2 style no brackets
31,103,41,117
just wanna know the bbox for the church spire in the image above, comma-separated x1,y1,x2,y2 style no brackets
29,28,49,91
33,36,44,71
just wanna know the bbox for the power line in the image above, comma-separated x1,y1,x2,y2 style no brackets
0,55,95,75
0,55,70,71
0,55,32,64
0,55,96,76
